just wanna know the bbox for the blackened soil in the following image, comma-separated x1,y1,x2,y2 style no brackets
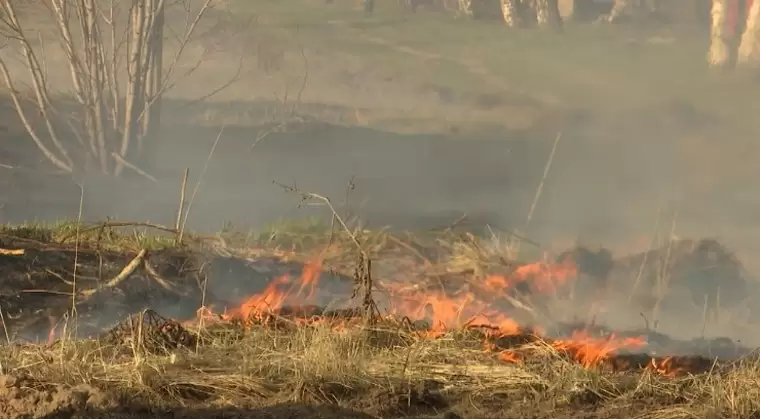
0,231,354,341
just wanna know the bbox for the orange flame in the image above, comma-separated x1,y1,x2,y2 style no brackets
498,350,521,364
196,257,579,339
47,326,56,345
388,259,576,337
551,330,647,368
188,254,695,376
509,257,578,293
480,258,577,295
220,259,323,324
47,316,58,345
647,357,687,377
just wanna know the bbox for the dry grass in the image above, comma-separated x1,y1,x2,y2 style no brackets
0,221,183,251
1,321,760,418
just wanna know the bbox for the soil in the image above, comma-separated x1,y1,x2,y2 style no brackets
0,372,691,419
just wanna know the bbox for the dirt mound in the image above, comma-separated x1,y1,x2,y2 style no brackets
0,374,118,418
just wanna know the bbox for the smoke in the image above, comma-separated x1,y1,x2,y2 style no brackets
2,1,760,349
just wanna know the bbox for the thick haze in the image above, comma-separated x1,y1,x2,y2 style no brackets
1,1,760,343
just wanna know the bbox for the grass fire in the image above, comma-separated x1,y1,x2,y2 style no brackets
1,0,760,418
0,222,758,418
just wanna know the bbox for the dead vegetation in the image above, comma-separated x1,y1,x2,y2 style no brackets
0,221,757,418
3,309,760,418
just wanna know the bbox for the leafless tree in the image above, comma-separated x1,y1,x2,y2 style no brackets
0,0,215,175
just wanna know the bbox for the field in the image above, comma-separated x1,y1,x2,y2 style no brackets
2,0,760,417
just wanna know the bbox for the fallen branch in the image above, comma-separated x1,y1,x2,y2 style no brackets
58,220,215,243
80,249,146,297
21,289,74,296
111,152,158,182
0,248,24,255
143,258,178,293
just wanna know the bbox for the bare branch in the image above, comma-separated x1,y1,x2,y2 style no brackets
0,0,219,176
135,0,214,125
49,0,87,105
0,0,74,170
0,55,71,172
110,151,157,182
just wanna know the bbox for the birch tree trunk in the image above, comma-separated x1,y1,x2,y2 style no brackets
708,0,731,67
81,0,109,172
500,0,522,26
116,0,147,176
535,0,562,28
737,0,760,67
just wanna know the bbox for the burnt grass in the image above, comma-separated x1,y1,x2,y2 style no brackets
0,224,759,418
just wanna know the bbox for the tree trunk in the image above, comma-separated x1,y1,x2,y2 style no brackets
116,0,147,176
82,0,109,173
535,0,563,28
141,0,163,155
500,0,522,26
737,0,760,66
708,0,731,67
